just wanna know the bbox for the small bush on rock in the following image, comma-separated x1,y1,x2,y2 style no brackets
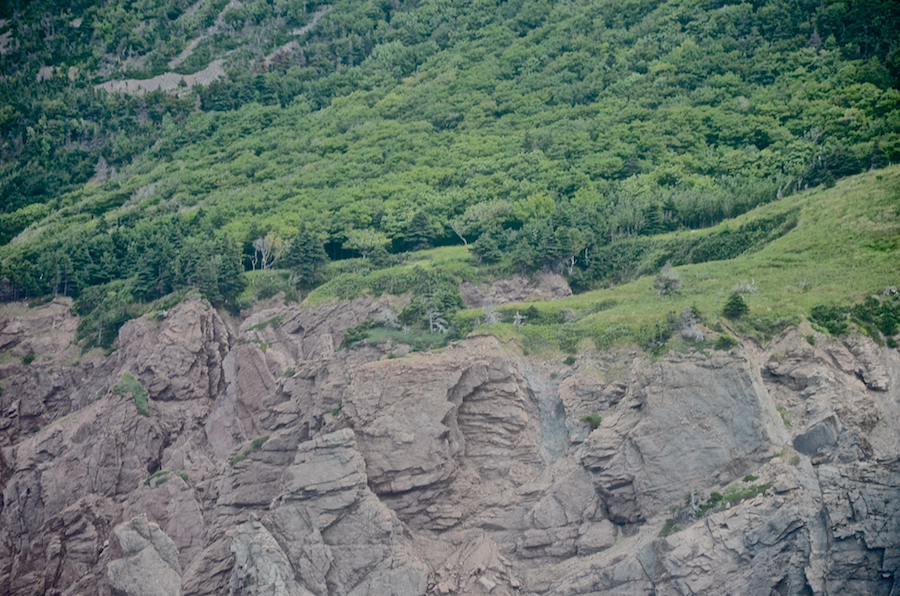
581,413,601,430
714,334,739,350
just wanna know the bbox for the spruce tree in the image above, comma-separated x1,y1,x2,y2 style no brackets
722,292,749,319
405,211,433,251
279,225,329,285
471,224,504,264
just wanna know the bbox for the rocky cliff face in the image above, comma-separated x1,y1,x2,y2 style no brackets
1,297,898,595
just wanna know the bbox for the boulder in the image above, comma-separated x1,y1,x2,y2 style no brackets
107,515,181,596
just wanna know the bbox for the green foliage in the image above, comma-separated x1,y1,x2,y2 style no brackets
366,326,451,351
1,0,899,371
343,321,451,352
246,315,285,332
277,225,329,285
145,470,171,487
659,518,682,537
3,0,899,313
342,321,375,347
21,353,37,365
404,211,435,251
637,313,678,355
250,435,269,450
229,435,270,466
722,293,750,320
661,479,772,536
740,314,799,342
113,371,150,417
316,264,467,342
809,304,850,335
74,278,141,350
654,262,682,295
713,334,739,351
343,229,390,259
243,270,298,303
582,210,798,289
451,168,898,354
581,413,601,430
719,482,772,506
809,292,900,341
777,406,792,428
851,293,900,339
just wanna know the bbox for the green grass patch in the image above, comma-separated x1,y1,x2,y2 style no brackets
229,435,270,466
659,518,682,537
808,292,900,344
659,478,772,537
238,269,299,306
581,413,601,430
451,169,900,352
113,371,150,416
308,259,470,307
584,208,800,289
365,326,449,351
246,314,285,331
777,406,792,428
145,469,171,487
720,481,772,506
713,334,739,351
145,469,188,487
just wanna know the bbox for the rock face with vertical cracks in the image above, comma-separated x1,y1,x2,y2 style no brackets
116,300,234,402
107,515,182,596
0,298,898,596
581,351,789,523
225,429,429,596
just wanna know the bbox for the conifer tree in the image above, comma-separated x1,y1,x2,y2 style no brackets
405,211,433,251
723,292,749,319
279,225,329,285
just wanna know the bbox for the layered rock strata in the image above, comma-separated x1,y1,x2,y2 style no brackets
0,298,897,595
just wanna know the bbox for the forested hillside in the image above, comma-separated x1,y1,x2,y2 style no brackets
1,0,898,346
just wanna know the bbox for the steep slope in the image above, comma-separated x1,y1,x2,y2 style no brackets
1,290,898,595
2,0,899,309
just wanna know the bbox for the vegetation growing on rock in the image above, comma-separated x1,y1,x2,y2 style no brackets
112,371,150,416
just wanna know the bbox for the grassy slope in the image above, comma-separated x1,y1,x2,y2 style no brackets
326,166,899,347
583,167,900,325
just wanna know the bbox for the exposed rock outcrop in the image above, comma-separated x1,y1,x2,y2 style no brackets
581,350,788,523
460,272,572,308
0,297,897,596
107,515,182,596
117,300,233,402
